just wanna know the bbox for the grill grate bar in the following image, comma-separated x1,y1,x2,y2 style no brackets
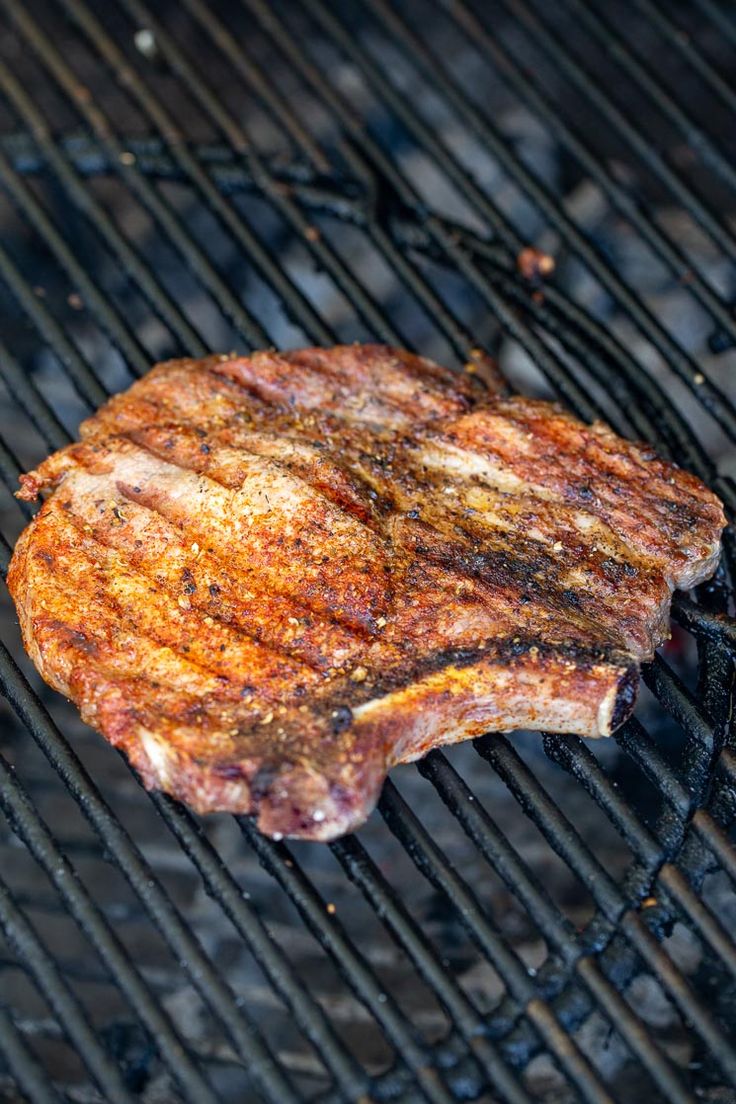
427,223,598,422
0,1005,62,1104
0,874,137,1104
236,0,533,364
0,644,301,1104
239,0,734,481
103,0,619,433
418,750,696,1104
694,0,736,47
570,0,736,185
431,0,736,437
642,657,717,762
693,806,736,888
302,0,736,440
177,0,330,173
0,57,208,361
613,719,695,820
509,0,736,260
635,0,736,113
5,0,272,352
297,0,632,420
0,142,153,378
479,738,736,1088
150,792,371,1103
498,283,671,442
378,781,617,1104
543,736,736,981
0,222,108,407
671,596,736,649
237,817,459,1104
65,0,345,349
0,339,78,451
542,737,668,871
402,0,736,361
330,834,534,1104
0,751,221,1104
0,125,480,365
71,0,398,349
493,0,736,350
0,443,32,523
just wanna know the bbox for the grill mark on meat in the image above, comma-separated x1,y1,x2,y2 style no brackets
84,360,409,518
10,346,726,841
349,636,639,705
396,482,671,656
204,426,383,525
210,346,478,429
44,436,390,635
391,516,623,644
21,569,234,703
432,408,722,586
496,398,713,509
16,551,264,708
81,362,264,440
439,406,717,521
54,472,363,672
381,450,672,657
126,422,382,531
74,493,361,673
64,669,273,789
380,536,632,667
113,470,388,635
72,669,259,735
34,503,318,699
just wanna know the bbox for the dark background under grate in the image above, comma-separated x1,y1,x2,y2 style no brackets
0,1,734,1101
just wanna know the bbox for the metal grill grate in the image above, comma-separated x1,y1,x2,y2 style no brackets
0,1,734,1101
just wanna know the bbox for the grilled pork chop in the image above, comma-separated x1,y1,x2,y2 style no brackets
10,346,725,840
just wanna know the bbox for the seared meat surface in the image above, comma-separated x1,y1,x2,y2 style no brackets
10,346,725,839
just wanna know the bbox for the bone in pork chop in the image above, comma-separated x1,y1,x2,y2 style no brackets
9,346,725,840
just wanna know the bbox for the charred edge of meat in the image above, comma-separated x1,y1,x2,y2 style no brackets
324,636,638,714
610,664,639,731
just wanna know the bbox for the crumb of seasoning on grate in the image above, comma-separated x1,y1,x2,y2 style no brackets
326,902,336,915
67,292,84,310
641,896,658,909
517,246,556,282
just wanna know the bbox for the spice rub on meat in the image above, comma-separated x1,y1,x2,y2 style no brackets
10,346,725,840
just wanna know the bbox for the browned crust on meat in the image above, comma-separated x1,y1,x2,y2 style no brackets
9,345,726,840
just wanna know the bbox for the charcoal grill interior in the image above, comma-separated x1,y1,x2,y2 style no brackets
0,1,735,1101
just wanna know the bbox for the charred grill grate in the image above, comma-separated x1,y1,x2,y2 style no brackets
0,1,734,1101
